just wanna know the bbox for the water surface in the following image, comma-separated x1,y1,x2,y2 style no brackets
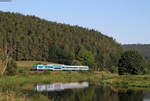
29,82,150,101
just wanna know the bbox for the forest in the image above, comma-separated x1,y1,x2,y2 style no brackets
123,44,150,59
0,11,123,71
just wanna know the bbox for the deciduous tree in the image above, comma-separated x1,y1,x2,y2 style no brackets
118,50,145,75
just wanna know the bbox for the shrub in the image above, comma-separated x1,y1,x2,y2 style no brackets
71,60,82,65
118,50,145,75
77,49,95,68
143,59,150,74
109,66,118,73
5,58,18,75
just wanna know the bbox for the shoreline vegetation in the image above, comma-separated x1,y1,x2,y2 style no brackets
0,71,115,87
102,75,150,89
0,61,150,89
0,61,150,101
1,71,150,89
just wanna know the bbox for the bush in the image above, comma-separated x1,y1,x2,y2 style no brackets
5,58,18,75
77,49,95,68
143,59,150,74
118,50,145,75
109,66,118,73
71,60,83,65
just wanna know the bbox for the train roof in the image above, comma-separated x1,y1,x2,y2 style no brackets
35,64,88,67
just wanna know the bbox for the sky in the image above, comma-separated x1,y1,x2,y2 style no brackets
0,0,150,44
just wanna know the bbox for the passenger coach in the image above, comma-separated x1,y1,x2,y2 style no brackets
33,64,89,71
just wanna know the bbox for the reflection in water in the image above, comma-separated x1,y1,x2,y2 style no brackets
34,82,89,92
2,82,150,101
144,91,150,101
27,82,150,101
118,90,143,101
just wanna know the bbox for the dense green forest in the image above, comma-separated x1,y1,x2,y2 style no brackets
123,44,150,59
0,11,123,70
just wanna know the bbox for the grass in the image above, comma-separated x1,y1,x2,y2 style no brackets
0,91,53,101
0,91,28,101
16,61,57,72
0,69,116,101
0,71,116,87
11,61,115,86
16,61,56,68
102,74,150,90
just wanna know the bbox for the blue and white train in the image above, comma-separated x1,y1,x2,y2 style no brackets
33,64,89,71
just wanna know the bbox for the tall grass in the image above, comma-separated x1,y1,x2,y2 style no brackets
102,74,150,88
16,61,58,68
0,91,28,101
0,91,54,101
0,71,112,87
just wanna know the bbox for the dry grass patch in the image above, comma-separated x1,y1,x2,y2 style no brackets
0,92,29,101
16,61,56,68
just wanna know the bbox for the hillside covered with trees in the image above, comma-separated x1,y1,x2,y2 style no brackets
123,44,150,59
0,11,123,70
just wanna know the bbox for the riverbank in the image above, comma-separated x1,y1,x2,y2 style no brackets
1,71,150,101
0,71,115,87
1,69,150,89
0,71,116,101
102,74,150,90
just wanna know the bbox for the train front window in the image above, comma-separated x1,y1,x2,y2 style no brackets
33,66,37,69
38,66,43,68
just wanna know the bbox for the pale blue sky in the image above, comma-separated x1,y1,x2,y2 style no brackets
0,0,150,44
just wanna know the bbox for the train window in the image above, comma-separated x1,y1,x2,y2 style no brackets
46,66,52,68
38,66,43,68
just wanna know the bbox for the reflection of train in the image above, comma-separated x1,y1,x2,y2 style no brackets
33,64,89,71
34,82,89,92
144,91,150,101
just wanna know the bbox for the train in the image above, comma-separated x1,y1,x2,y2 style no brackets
33,64,89,71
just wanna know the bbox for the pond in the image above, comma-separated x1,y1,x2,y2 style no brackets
25,82,150,101
1,81,150,101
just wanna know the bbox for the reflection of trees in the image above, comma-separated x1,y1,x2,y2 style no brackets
95,87,119,101
118,90,143,101
37,86,120,101
0,83,145,101
43,87,96,101
31,86,144,101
